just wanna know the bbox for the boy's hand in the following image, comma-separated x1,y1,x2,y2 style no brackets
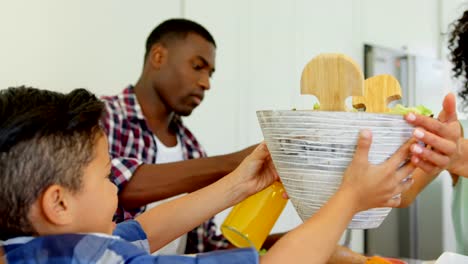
340,130,416,212
228,142,280,200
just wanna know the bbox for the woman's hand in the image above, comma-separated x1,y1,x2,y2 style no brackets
340,130,416,212
404,93,468,178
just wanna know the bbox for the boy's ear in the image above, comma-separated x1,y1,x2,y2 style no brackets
41,185,73,226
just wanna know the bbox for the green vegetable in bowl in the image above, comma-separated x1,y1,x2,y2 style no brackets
389,104,433,116
312,102,358,112
294,103,431,115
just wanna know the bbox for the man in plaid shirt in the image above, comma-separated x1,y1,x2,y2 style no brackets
100,19,256,254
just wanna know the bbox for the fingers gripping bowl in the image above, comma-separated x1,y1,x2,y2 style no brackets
257,110,414,229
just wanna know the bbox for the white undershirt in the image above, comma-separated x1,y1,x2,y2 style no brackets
153,135,184,164
146,135,186,255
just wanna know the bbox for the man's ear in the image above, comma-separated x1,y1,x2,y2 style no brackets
41,185,73,226
148,44,167,70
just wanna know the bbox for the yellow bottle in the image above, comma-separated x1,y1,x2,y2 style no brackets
221,181,287,250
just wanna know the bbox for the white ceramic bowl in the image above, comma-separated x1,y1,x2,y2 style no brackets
257,110,414,229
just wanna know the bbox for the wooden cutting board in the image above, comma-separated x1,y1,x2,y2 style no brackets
352,74,402,113
300,53,364,111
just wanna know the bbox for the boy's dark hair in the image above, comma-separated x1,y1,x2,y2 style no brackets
144,18,216,61
0,87,104,240
448,9,468,111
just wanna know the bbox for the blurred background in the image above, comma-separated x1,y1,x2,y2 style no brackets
0,0,466,259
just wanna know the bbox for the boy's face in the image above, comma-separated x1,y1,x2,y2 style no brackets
70,134,118,234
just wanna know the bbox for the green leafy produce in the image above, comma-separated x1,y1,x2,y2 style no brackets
389,104,433,116
312,102,357,112
259,249,268,256
295,102,431,115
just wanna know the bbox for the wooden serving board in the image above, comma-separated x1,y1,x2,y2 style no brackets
300,54,364,111
352,74,402,113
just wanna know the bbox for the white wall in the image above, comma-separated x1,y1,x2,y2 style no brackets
0,0,464,255
0,0,180,95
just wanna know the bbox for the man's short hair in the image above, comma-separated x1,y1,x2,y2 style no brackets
144,18,216,61
0,87,104,240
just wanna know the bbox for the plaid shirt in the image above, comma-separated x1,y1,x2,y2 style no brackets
1,220,258,264
100,86,228,253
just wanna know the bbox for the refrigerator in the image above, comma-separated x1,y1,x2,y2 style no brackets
363,44,455,260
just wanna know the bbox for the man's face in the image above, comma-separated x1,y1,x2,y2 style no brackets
71,134,118,234
155,33,216,116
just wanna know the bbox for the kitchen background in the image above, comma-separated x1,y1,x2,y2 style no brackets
0,0,466,259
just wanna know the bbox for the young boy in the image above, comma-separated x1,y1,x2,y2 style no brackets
0,87,416,263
